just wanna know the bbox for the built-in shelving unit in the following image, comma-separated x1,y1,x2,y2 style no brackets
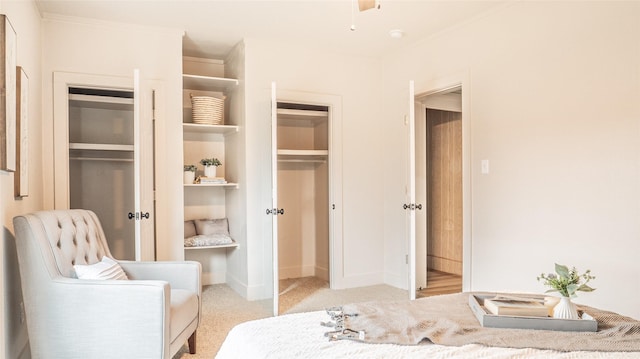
182,57,240,263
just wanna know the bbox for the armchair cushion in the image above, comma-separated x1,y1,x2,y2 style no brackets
74,256,129,280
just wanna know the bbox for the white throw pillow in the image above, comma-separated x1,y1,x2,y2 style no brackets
74,256,129,280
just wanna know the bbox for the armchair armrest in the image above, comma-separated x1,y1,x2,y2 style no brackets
118,260,201,293
40,277,171,358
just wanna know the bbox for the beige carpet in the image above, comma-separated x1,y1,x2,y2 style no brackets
172,284,271,359
173,277,407,359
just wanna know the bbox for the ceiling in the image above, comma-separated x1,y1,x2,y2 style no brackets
35,0,507,59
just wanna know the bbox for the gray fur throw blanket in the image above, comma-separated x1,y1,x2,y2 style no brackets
322,292,640,352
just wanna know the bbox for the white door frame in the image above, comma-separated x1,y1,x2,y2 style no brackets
413,72,472,293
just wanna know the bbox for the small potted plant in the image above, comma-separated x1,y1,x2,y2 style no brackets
183,164,197,184
537,263,595,319
200,158,222,178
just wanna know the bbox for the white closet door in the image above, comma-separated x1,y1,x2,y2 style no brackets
407,80,417,300
415,98,428,291
270,82,280,316
133,70,156,261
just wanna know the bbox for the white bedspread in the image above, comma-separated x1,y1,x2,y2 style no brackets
216,311,639,358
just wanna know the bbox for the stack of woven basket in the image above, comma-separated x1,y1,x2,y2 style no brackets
191,94,223,124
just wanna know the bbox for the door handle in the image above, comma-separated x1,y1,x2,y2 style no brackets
402,204,423,210
128,212,150,220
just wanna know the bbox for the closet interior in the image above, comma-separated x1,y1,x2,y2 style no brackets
68,87,136,260
277,102,330,285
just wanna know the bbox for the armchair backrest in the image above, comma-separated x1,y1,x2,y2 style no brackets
13,209,113,279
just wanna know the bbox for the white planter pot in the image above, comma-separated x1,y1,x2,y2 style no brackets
184,171,195,184
204,165,217,178
553,296,579,319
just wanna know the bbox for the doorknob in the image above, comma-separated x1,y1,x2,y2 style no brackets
402,203,423,210
128,212,150,220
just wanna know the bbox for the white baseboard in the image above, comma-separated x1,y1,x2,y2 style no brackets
331,271,384,290
202,270,227,285
278,265,316,279
384,270,408,290
225,272,274,301
315,265,329,281
224,271,248,298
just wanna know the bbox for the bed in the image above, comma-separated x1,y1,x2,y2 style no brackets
216,293,640,358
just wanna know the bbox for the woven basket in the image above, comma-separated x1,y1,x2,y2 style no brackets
191,95,224,125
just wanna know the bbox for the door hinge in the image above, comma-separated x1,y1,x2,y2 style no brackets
405,254,409,264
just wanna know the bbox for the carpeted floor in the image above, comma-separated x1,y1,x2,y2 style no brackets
172,284,272,359
173,277,407,359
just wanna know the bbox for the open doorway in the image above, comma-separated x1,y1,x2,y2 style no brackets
276,101,331,313
415,86,463,298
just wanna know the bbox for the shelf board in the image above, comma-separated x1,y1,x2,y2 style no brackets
277,149,328,162
69,94,134,111
69,143,134,151
278,149,328,156
69,157,133,162
184,242,239,250
183,74,238,92
183,123,239,135
184,182,239,189
277,108,327,118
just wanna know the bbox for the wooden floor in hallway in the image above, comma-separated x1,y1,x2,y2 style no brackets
416,270,462,298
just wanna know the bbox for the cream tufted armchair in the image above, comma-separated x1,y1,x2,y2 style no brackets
13,209,201,359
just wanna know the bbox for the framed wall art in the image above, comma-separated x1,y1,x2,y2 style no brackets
0,14,17,172
15,66,28,197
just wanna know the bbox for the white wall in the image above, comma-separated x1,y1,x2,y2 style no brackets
382,1,640,318
239,38,386,299
41,14,184,261
0,1,42,357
